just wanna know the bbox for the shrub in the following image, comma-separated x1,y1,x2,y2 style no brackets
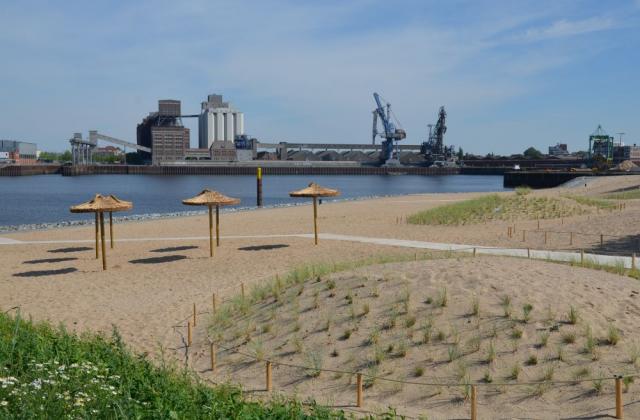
470,296,480,317
522,304,533,323
511,328,523,340
448,345,461,362
485,341,496,364
542,365,555,381
414,366,424,377
538,332,550,348
305,349,324,378
568,306,579,325
593,376,604,394
361,303,370,317
405,315,417,329
525,354,538,366
628,343,640,367
607,324,620,345
436,287,448,307
509,363,521,380
482,370,493,383
340,329,352,340
562,332,576,344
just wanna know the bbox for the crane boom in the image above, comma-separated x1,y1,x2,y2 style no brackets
371,92,406,164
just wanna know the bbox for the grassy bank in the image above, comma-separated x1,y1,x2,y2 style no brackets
0,311,341,419
603,189,640,200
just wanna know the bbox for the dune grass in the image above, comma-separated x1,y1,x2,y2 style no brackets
564,195,617,210
406,194,589,226
0,311,339,419
603,189,640,200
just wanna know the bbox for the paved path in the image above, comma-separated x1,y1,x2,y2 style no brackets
0,232,632,269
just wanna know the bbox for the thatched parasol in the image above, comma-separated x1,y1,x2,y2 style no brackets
182,189,240,257
70,194,133,270
289,183,340,245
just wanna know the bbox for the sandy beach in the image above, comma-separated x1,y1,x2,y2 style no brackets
2,175,640,418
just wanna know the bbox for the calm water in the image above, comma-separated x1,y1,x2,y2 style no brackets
0,175,506,227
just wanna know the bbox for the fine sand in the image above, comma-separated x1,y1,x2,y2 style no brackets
1,175,640,417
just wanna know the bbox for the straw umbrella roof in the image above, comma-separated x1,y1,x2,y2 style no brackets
289,182,340,198
70,194,133,213
182,189,240,207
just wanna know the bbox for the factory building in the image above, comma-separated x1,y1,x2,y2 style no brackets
198,94,244,148
137,100,190,165
0,140,38,164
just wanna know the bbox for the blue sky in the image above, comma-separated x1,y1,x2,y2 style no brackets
1,0,639,154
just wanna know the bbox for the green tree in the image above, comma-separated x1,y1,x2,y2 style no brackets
523,147,543,159
457,147,464,160
60,150,72,162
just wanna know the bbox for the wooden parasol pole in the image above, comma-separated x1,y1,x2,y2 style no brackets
208,205,214,257
94,212,99,259
313,196,318,245
99,211,107,270
109,211,114,249
215,205,220,247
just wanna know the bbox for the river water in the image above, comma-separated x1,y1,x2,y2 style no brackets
0,174,506,228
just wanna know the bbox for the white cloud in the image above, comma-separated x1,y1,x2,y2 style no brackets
516,16,616,42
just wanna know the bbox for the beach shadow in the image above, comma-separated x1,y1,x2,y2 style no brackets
13,267,78,277
587,233,640,256
150,245,199,253
238,244,289,251
23,257,78,264
48,247,93,253
129,255,187,265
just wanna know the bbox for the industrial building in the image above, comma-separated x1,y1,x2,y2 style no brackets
198,94,244,148
137,100,190,165
0,140,37,164
548,143,569,156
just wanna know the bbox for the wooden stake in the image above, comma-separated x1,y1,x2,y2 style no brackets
215,205,220,247
580,249,584,264
208,205,214,257
471,385,478,420
99,212,107,270
570,231,573,246
615,376,623,419
561,217,564,225
356,373,363,407
109,211,114,249
241,282,245,299
537,218,540,230
544,231,548,245
522,230,526,242
193,303,197,327
95,213,99,259
507,226,511,238
313,196,319,245
633,253,636,271
266,361,272,392
212,293,217,313
527,248,530,259
187,320,192,347
473,247,477,257
210,342,216,372
600,234,604,246
414,252,417,261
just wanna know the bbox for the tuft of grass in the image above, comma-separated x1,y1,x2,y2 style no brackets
436,287,448,308
511,328,524,340
485,341,497,364
584,327,597,358
568,306,579,325
304,349,324,378
515,186,531,196
509,363,521,380
628,343,640,367
435,329,447,342
470,296,480,317
606,324,620,346
525,354,538,366
396,339,408,358
522,304,533,323
413,366,424,377
562,331,576,344
592,376,604,394
340,329,352,341
556,346,566,362
623,376,635,393
405,315,417,329
292,337,304,354
482,370,493,383
604,189,640,200
565,195,616,210
373,345,386,365
573,366,591,381
447,345,461,363
361,303,370,317
467,335,482,354
542,365,555,381
538,332,550,348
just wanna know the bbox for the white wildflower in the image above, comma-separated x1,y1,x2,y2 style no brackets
0,400,8,406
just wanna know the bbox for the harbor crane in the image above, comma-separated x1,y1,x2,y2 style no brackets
421,106,455,163
372,92,406,164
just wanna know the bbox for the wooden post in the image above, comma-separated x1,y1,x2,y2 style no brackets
257,167,263,207
95,213,99,259
561,217,564,225
208,205,214,257
544,231,548,245
522,230,526,242
473,247,477,257
414,252,417,261
99,212,107,270
313,196,319,245
600,234,604,246
507,226,511,238
632,253,636,271
266,361,272,391
615,376,623,419
527,248,530,259
193,303,197,327
471,385,478,420
356,373,363,407
241,282,245,299
210,342,216,372
215,205,220,247
109,211,114,249
580,249,584,264
570,231,573,246
187,320,192,347
537,218,540,230
212,293,217,313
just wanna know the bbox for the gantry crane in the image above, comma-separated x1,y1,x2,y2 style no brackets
372,92,406,164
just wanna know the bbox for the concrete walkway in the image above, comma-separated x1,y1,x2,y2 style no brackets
0,232,633,269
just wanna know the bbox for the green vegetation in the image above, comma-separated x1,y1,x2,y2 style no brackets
0,311,339,419
604,189,640,200
564,195,617,210
407,194,589,226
